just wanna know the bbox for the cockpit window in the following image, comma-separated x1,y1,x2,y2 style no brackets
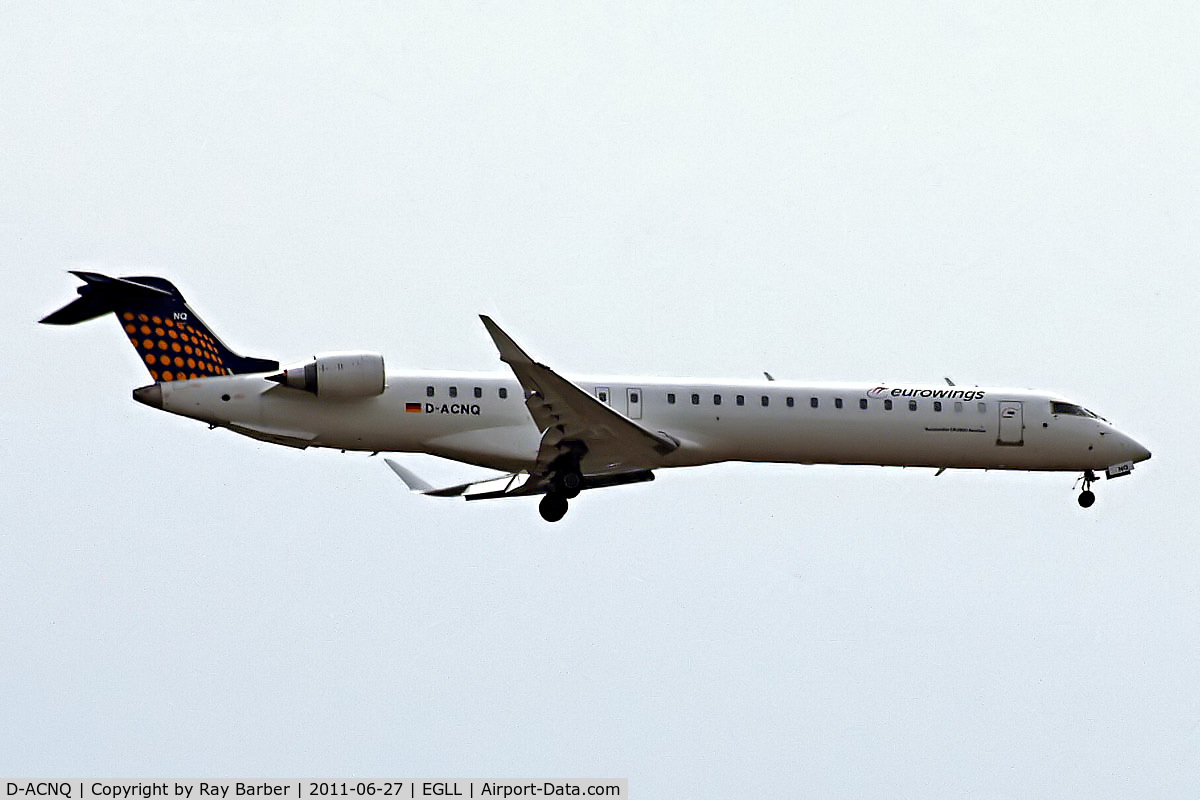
1051,401,1084,416
1051,401,1099,419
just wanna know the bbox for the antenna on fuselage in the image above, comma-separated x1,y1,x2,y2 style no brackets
764,372,775,381
944,377,955,386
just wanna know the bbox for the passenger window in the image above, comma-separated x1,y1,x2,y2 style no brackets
691,393,700,405
909,400,918,411
859,398,868,410
474,387,482,399
426,385,434,397
954,401,962,412
449,386,457,398
884,399,893,410
761,395,769,407
736,395,745,406
978,402,986,413
630,392,639,403
499,387,508,399
667,393,676,404
598,391,608,403
714,394,722,405
834,398,843,409
786,397,794,408
933,401,942,412
810,397,819,408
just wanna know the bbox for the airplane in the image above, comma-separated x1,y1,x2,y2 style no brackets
42,271,1151,521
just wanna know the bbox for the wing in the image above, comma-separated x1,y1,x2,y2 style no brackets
479,316,679,478
384,458,654,501
382,318,678,503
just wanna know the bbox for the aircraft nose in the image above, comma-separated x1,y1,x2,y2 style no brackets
132,383,163,409
1117,432,1151,463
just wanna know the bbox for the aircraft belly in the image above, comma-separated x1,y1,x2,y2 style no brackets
421,426,542,472
668,416,1096,471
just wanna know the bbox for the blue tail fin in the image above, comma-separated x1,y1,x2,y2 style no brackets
41,271,279,382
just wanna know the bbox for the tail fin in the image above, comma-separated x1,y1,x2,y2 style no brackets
41,271,279,382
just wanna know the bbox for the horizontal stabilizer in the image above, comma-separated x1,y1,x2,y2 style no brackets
41,271,279,380
40,271,171,325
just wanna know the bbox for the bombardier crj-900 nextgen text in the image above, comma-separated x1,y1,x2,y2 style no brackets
43,272,1151,522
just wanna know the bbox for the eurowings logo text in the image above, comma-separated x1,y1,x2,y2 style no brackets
868,385,987,402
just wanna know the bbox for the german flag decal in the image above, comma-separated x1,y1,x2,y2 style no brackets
405,402,423,413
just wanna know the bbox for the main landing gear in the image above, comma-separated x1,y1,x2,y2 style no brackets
538,445,585,522
1075,469,1099,508
539,468,583,522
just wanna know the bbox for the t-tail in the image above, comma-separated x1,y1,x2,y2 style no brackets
40,271,279,381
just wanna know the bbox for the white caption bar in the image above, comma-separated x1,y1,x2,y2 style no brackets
4,782,627,800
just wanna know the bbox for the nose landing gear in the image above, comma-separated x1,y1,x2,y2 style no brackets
1074,469,1099,508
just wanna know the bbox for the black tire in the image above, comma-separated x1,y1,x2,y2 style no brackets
539,493,569,522
1078,490,1096,508
556,470,583,499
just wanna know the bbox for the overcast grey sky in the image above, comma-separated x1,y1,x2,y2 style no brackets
3,2,1198,795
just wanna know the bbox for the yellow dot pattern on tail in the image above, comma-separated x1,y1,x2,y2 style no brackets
120,311,236,381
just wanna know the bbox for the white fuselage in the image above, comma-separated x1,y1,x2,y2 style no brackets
152,371,1151,477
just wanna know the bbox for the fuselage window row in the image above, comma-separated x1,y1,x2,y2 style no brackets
426,385,508,399
652,391,990,415
427,386,990,415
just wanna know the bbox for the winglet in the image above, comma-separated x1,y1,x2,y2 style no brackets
384,458,529,499
385,458,435,492
479,315,536,366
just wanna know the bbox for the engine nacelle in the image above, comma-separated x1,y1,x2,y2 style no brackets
267,351,386,399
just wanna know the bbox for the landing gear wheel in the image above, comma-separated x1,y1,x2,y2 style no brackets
547,441,588,501
1074,469,1099,509
539,493,569,522
555,469,583,499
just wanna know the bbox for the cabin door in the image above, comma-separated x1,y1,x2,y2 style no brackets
997,400,1024,445
627,387,643,419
